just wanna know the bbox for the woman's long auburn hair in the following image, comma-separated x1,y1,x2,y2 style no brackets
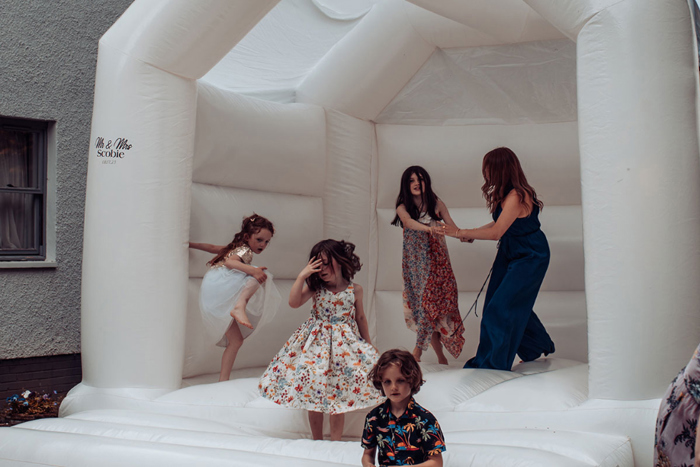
208,213,274,266
481,147,543,214
391,166,442,227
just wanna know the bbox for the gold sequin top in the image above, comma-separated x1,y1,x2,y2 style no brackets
211,245,253,269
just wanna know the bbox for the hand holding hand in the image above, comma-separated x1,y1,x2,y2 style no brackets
252,267,268,284
436,222,460,238
299,256,323,279
430,225,445,237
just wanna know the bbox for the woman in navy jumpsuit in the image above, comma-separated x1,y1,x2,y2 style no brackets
442,147,555,370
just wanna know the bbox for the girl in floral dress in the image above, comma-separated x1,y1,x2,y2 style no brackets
259,239,382,441
655,342,700,467
392,166,465,364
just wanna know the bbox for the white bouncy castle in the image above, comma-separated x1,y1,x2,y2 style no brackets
2,0,700,465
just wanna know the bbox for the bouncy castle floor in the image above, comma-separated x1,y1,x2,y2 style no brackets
0,358,658,466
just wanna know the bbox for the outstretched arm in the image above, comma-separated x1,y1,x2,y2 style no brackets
353,284,372,345
457,221,494,243
436,198,459,229
189,241,225,254
396,204,432,232
443,191,525,242
289,257,322,308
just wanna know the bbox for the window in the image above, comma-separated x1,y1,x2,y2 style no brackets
0,117,49,261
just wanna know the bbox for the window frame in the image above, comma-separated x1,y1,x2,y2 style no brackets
0,116,56,267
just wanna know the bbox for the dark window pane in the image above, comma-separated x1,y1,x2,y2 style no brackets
0,192,40,251
0,128,37,189
0,117,47,260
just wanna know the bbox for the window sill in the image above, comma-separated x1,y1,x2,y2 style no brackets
0,260,57,269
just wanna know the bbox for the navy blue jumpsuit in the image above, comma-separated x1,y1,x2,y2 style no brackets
464,204,555,370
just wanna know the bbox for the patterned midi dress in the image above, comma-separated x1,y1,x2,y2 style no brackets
258,284,383,414
402,213,465,358
655,342,700,466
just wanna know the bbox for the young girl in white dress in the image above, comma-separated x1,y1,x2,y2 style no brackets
189,214,280,382
258,239,382,441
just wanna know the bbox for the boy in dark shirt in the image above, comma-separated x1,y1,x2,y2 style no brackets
361,349,445,467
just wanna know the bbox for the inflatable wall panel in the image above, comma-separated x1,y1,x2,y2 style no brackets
323,109,378,336
376,123,581,208
188,184,323,280
193,83,327,196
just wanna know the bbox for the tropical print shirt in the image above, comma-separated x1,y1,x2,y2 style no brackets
361,397,446,466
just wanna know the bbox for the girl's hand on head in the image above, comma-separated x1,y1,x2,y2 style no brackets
299,256,323,279
252,267,268,284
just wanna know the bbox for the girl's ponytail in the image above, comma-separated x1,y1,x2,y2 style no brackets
208,213,275,266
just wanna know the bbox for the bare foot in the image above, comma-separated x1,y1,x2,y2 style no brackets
230,304,253,329
434,347,448,365
430,332,448,365
412,346,422,362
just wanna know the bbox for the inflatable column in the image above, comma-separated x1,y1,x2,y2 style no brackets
527,0,700,399
81,0,279,389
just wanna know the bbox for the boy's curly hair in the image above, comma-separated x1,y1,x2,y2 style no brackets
368,349,424,396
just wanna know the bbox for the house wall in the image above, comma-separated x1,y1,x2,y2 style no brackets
0,0,134,359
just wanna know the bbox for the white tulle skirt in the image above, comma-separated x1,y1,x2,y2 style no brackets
199,267,281,347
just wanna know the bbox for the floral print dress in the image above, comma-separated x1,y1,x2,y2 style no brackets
258,284,382,414
402,213,465,358
655,343,700,466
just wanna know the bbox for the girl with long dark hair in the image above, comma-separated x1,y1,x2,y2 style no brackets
392,166,465,364
442,148,555,370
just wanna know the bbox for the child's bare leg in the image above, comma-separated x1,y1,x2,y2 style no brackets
431,331,448,365
412,345,423,362
219,322,244,382
230,280,260,330
330,413,345,441
308,411,324,440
